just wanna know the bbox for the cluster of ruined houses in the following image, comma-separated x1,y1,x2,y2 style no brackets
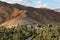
10,23,54,28
11,23,41,28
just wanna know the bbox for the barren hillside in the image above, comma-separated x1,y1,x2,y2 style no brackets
0,1,60,27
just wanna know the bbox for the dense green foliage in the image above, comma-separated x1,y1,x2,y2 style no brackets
0,25,60,40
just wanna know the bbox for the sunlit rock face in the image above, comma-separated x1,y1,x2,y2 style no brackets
0,1,60,27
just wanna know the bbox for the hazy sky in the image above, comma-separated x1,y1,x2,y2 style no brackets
0,0,60,9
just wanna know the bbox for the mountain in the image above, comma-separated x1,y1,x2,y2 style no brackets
55,8,60,12
0,1,60,27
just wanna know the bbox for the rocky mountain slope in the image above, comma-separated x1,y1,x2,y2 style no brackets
0,1,60,27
